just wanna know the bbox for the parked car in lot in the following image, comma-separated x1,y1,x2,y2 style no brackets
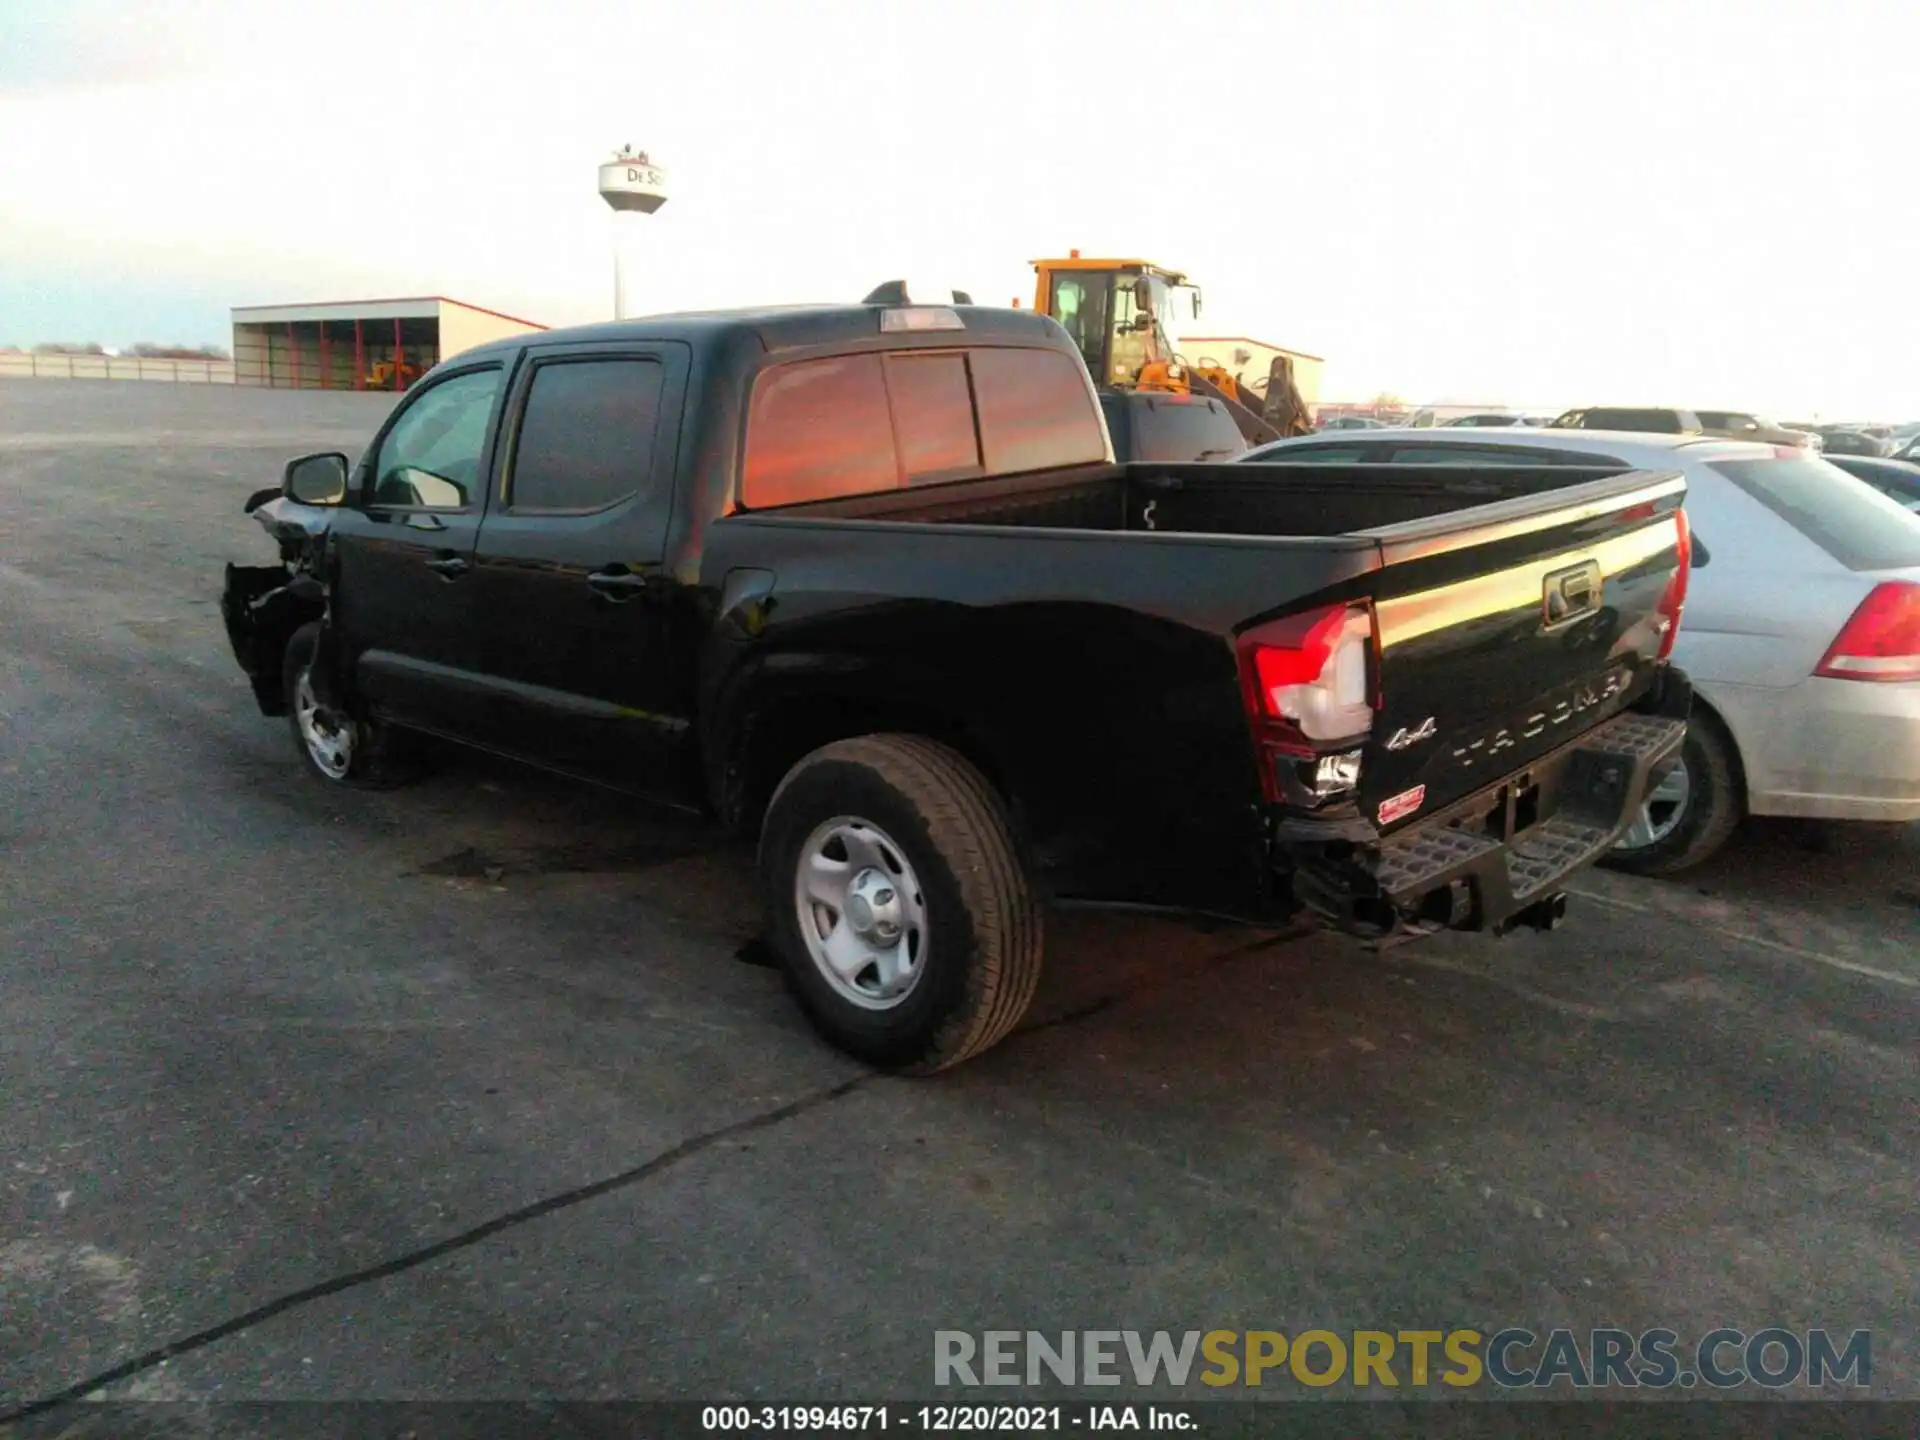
1316,416,1388,431
222,301,1691,1070
1893,433,1920,462
1551,406,1705,435
1816,427,1890,457
1823,454,1920,512
1552,408,1816,449
1238,427,1920,874
1693,410,1819,448
1440,413,1527,428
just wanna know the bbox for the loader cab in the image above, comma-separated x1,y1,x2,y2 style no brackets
1033,256,1199,390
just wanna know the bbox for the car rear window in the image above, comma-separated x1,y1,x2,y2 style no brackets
969,347,1108,475
741,353,899,508
1708,455,1920,571
1125,396,1248,463
741,345,1105,509
885,352,982,483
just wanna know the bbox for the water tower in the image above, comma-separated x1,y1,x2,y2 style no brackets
598,145,668,320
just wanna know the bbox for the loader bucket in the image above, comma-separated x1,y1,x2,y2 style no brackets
1185,368,1283,448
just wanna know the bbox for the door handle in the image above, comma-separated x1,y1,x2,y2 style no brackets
587,568,651,600
425,554,470,580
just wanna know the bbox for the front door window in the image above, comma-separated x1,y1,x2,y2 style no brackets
370,368,503,509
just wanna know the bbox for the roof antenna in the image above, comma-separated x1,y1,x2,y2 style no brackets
863,281,911,305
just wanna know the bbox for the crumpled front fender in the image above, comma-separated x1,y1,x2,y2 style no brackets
221,562,326,717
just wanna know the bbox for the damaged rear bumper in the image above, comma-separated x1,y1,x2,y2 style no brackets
1284,678,1691,940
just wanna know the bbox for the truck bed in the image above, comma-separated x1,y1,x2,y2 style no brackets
763,460,1640,540
706,457,1688,916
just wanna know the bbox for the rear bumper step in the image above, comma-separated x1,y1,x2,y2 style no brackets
1289,709,1688,938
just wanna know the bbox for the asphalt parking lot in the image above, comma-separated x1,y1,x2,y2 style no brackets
3,379,1918,1419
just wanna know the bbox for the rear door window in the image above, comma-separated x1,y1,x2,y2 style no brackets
1708,455,1920,570
969,347,1109,476
742,354,899,507
507,358,665,512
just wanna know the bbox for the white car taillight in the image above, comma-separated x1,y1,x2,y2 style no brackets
1815,581,1920,683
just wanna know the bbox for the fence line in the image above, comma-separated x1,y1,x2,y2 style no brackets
0,354,236,384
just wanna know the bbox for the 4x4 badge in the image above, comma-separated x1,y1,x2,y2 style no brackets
1384,716,1438,751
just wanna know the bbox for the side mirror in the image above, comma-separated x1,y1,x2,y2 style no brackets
283,452,349,506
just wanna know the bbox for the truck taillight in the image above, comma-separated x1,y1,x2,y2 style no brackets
1815,581,1920,683
1238,602,1378,762
1654,509,1691,661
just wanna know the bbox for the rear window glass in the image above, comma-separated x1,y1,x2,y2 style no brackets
969,347,1108,475
1583,408,1681,432
1709,456,1920,571
1127,397,1247,463
742,354,899,507
884,353,981,483
1247,443,1369,464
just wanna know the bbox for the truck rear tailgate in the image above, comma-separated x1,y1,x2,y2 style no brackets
1353,469,1689,834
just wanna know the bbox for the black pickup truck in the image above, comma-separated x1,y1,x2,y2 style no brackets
223,300,1692,1072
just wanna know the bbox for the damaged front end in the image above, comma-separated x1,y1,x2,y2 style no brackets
219,495,333,716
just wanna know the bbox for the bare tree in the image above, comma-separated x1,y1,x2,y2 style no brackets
32,342,107,356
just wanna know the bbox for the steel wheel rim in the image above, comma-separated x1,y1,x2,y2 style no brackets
294,668,355,780
793,815,928,1011
1616,757,1692,851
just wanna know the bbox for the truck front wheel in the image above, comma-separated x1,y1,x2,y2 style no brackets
282,623,419,790
758,735,1043,1074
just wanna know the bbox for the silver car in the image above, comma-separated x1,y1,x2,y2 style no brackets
1238,428,1920,874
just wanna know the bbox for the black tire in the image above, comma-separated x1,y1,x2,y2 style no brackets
282,622,420,790
758,734,1044,1074
1603,710,1742,877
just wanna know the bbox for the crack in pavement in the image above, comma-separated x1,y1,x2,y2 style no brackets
0,1076,873,1426
1,925,1305,1423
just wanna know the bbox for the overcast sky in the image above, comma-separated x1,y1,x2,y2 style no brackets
2,0,1913,416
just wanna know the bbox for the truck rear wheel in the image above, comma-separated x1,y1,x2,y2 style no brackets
758,735,1043,1074
1604,710,1741,876
282,622,419,790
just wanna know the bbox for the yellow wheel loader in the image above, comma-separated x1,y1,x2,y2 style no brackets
1030,253,1311,446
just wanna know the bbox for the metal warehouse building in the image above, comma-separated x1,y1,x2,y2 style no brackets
229,296,546,391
